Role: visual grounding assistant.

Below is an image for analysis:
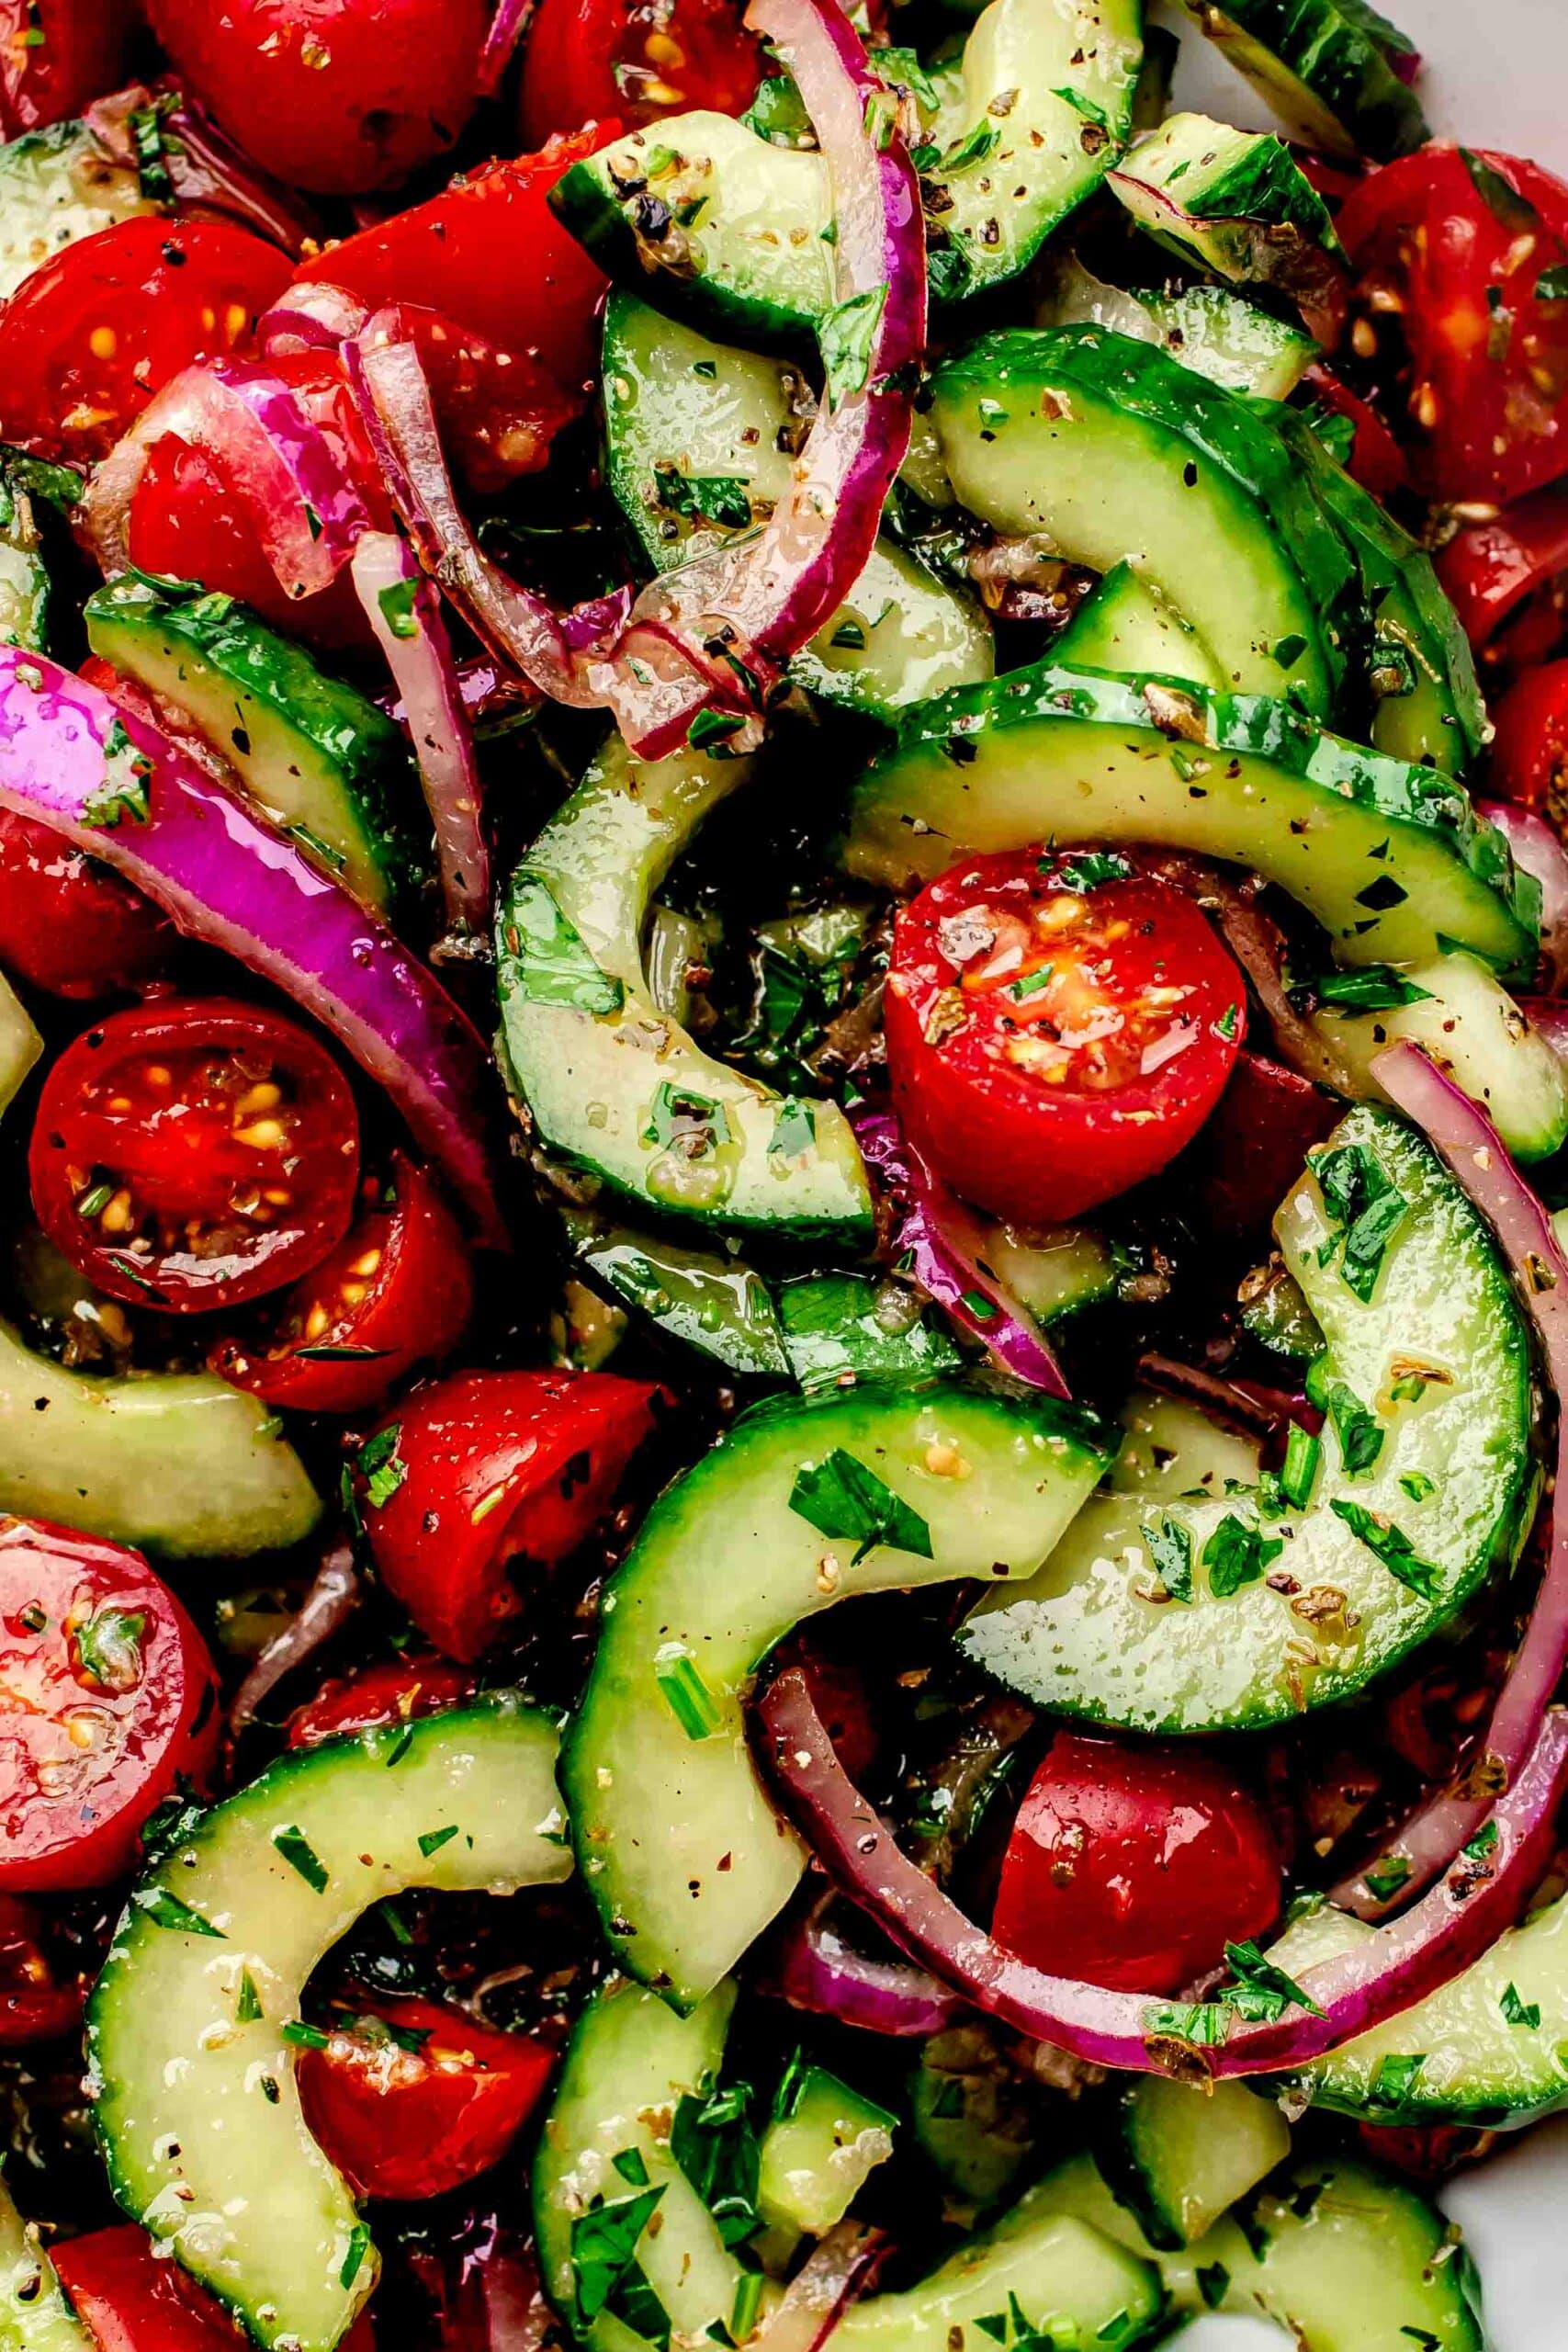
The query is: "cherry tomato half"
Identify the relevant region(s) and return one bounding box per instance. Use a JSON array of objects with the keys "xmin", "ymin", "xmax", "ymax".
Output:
[
  {"xmin": 29, "ymin": 998, "xmax": 360, "ymax": 1317},
  {"xmin": 0, "ymin": 808, "xmax": 170, "ymax": 1001},
  {"xmin": 299, "ymin": 1996, "xmax": 557, "ymax": 2200},
  {"xmin": 1339, "ymin": 145, "xmax": 1568, "ymax": 506},
  {"xmin": 286, "ymin": 1655, "xmax": 477, "ymax": 1749},
  {"xmin": 885, "ymin": 848, "xmax": 1247, "ymax": 1225},
  {"xmin": 209, "ymin": 1154, "xmax": 473, "ymax": 1416},
  {"xmin": 360, "ymin": 1370, "xmax": 670, "ymax": 1660},
  {"xmin": 991, "ymin": 1731, "xmax": 1282, "ymax": 1996},
  {"xmin": 1300, "ymin": 364, "xmax": 1410, "ymax": 505},
  {"xmin": 1436, "ymin": 483, "xmax": 1568, "ymax": 673},
  {"xmin": 0, "ymin": 0, "xmax": 130, "ymax": 139},
  {"xmin": 53, "ymin": 2227, "xmax": 377, "ymax": 2352},
  {"xmin": 0, "ymin": 1894, "xmax": 87, "ymax": 2043},
  {"xmin": 1488, "ymin": 659, "xmax": 1568, "ymax": 833},
  {"xmin": 520, "ymin": 0, "xmax": 761, "ymax": 147},
  {"xmin": 0, "ymin": 1517, "xmax": 220, "ymax": 1893},
  {"xmin": 1197, "ymin": 1053, "xmax": 1340, "ymax": 1242},
  {"xmin": 145, "ymin": 0, "xmax": 488, "ymax": 197},
  {"xmin": 0, "ymin": 216, "xmax": 292, "ymax": 469}
]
